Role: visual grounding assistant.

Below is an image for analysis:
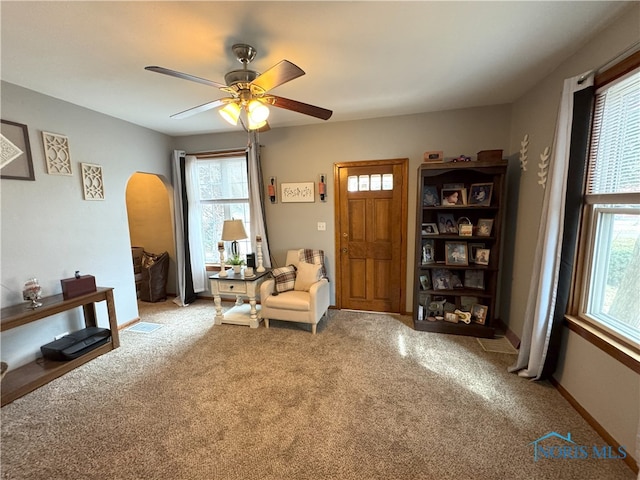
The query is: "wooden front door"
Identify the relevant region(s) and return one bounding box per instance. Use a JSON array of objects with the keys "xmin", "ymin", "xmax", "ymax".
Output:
[{"xmin": 334, "ymin": 159, "xmax": 408, "ymax": 313}]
